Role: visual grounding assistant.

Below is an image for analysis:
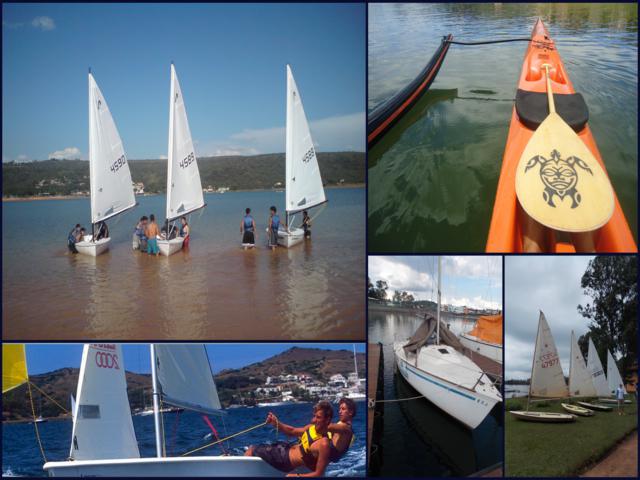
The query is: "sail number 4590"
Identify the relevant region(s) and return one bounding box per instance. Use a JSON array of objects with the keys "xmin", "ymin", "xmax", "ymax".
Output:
[
  {"xmin": 180, "ymin": 152, "xmax": 195, "ymax": 169},
  {"xmin": 110, "ymin": 155, "xmax": 127, "ymax": 173}
]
